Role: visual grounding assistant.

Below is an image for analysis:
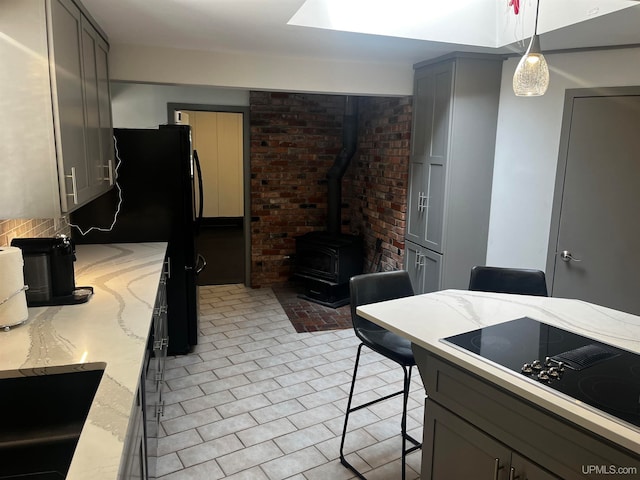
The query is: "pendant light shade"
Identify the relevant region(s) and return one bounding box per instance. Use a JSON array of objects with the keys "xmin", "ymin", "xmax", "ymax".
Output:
[
  {"xmin": 513, "ymin": 0, "xmax": 549, "ymax": 96},
  {"xmin": 513, "ymin": 34, "xmax": 549, "ymax": 96}
]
